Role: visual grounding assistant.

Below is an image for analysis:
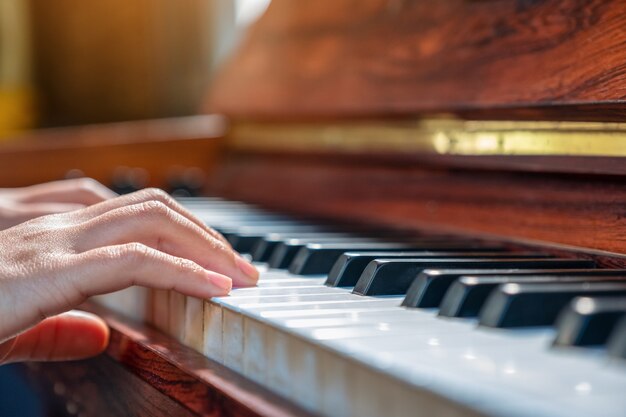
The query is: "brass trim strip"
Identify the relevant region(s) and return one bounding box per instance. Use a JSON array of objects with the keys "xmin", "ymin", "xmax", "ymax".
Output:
[{"xmin": 229, "ymin": 119, "xmax": 626, "ymax": 157}]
